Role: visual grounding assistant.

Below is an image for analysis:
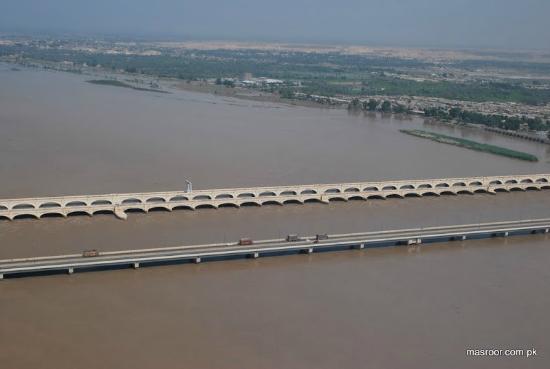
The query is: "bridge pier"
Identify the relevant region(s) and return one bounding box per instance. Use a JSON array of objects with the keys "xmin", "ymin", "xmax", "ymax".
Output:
[
  {"xmin": 194, "ymin": 257, "xmax": 202, "ymax": 264},
  {"xmin": 357, "ymin": 243, "xmax": 365, "ymax": 249},
  {"xmin": 132, "ymin": 262, "xmax": 140, "ymax": 269},
  {"xmin": 114, "ymin": 207, "xmax": 128, "ymax": 220},
  {"xmin": 0, "ymin": 273, "xmax": 3, "ymax": 280},
  {"xmin": 250, "ymin": 252, "xmax": 260, "ymax": 259},
  {"xmin": 545, "ymin": 229, "xmax": 549, "ymax": 234},
  {"xmin": 67, "ymin": 267, "xmax": 74, "ymax": 275}
]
